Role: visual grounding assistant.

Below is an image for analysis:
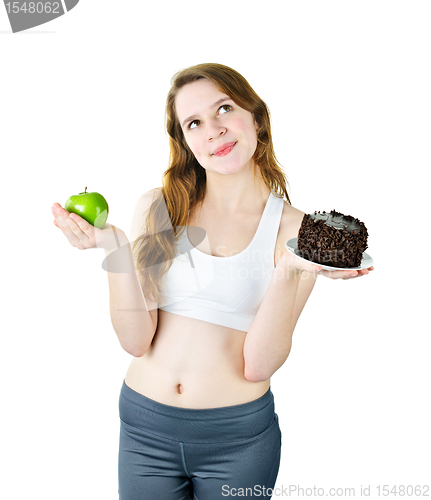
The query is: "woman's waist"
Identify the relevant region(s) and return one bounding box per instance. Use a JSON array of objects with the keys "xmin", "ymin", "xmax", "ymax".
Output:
[
  {"xmin": 125, "ymin": 354, "xmax": 270, "ymax": 409},
  {"xmin": 119, "ymin": 379, "xmax": 277, "ymax": 443}
]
